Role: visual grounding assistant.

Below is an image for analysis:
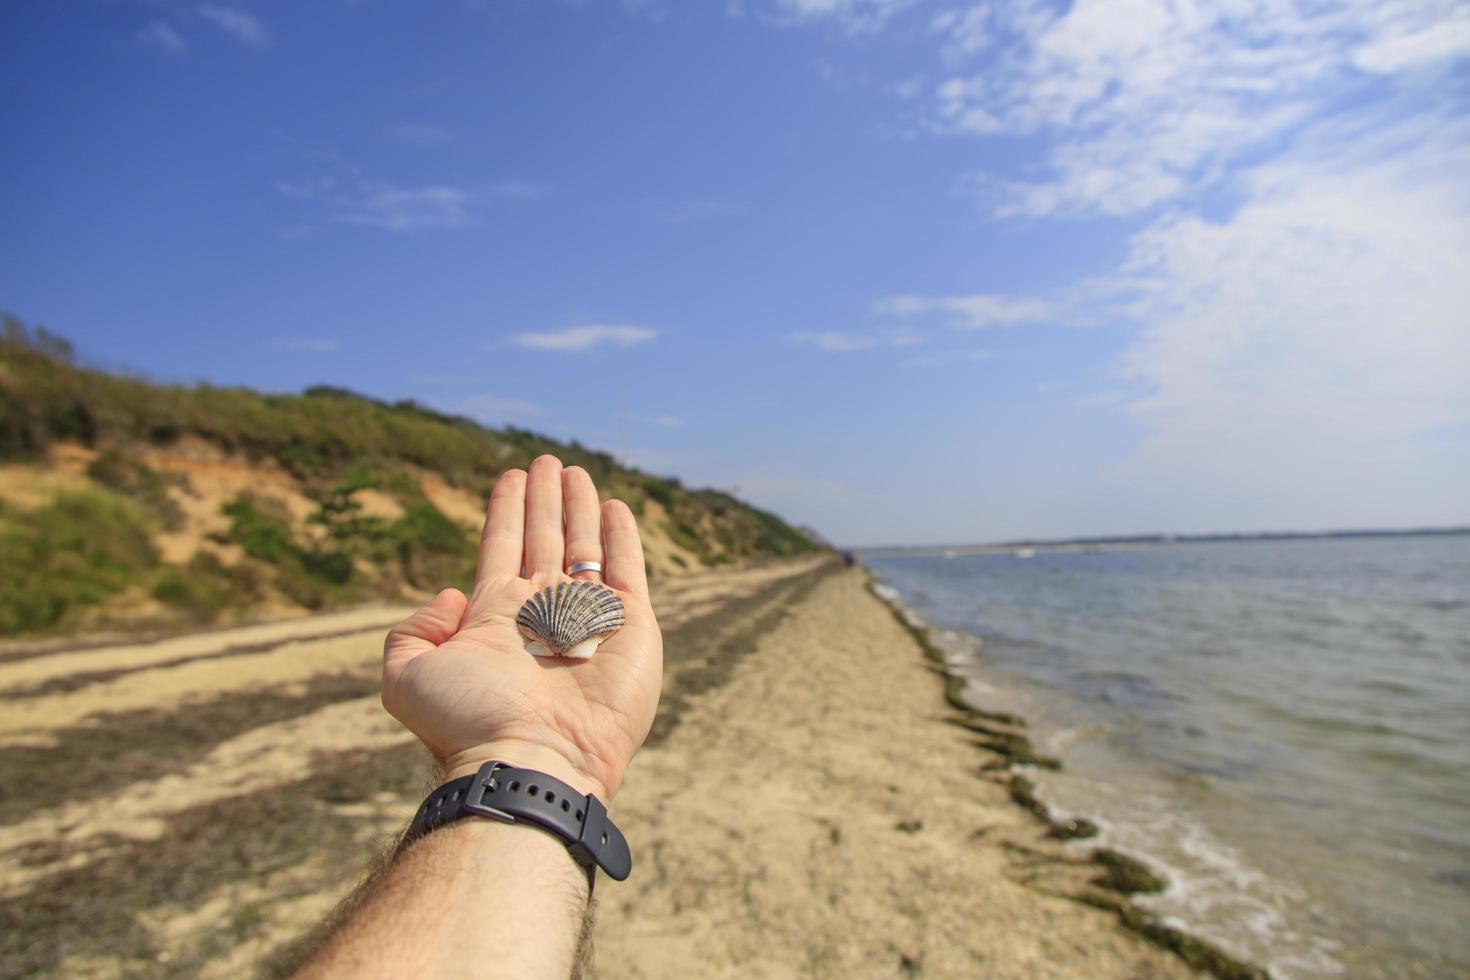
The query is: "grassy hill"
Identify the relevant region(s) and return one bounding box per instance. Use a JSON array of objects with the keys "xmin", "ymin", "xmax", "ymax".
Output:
[{"xmin": 0, "ymin": 317, "xmax": 819, "ymax": 635}]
